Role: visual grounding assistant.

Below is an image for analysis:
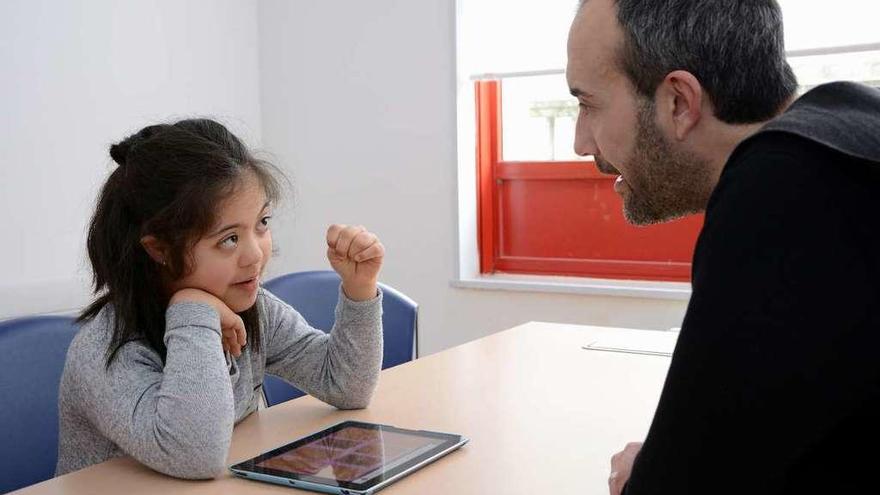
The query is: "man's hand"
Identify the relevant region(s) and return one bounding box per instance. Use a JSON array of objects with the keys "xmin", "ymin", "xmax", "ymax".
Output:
[
  {"xmin": 169, "ymin": 288, "xmax": 247, "ymax": 357},
  {"xmin": 609, "ymin": 442, "xmax": 642, "ymax": 495},
  {"xmin": 325, "ymin": 224, "xmax": 384, "ymax": 301}
]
